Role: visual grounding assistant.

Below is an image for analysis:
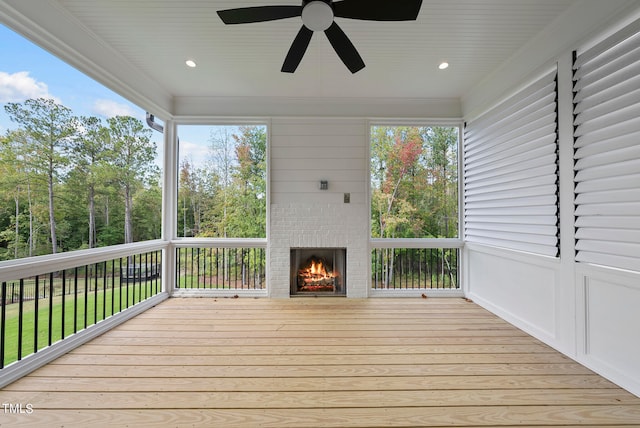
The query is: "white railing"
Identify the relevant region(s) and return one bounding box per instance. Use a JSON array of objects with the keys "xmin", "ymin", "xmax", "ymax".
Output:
[
  {"xmin": 370, "ymin": 239, "xmax": 464, "ymax": 296},
  {"xmin": 0, "ymin": 241, "xmax": 169, "ymax": 386},
  {"xmin": 172, "ymin": 238, "xmax": 268, "ymax": 297}
]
